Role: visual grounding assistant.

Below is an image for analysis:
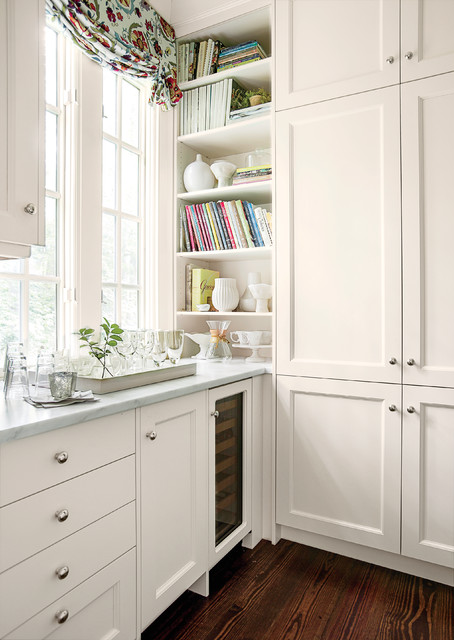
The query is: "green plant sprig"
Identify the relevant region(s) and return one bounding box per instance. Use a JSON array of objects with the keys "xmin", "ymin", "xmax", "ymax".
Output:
[{"xmin": 77, "ymin": 318, "xmax": 124, "ymax": 378}]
